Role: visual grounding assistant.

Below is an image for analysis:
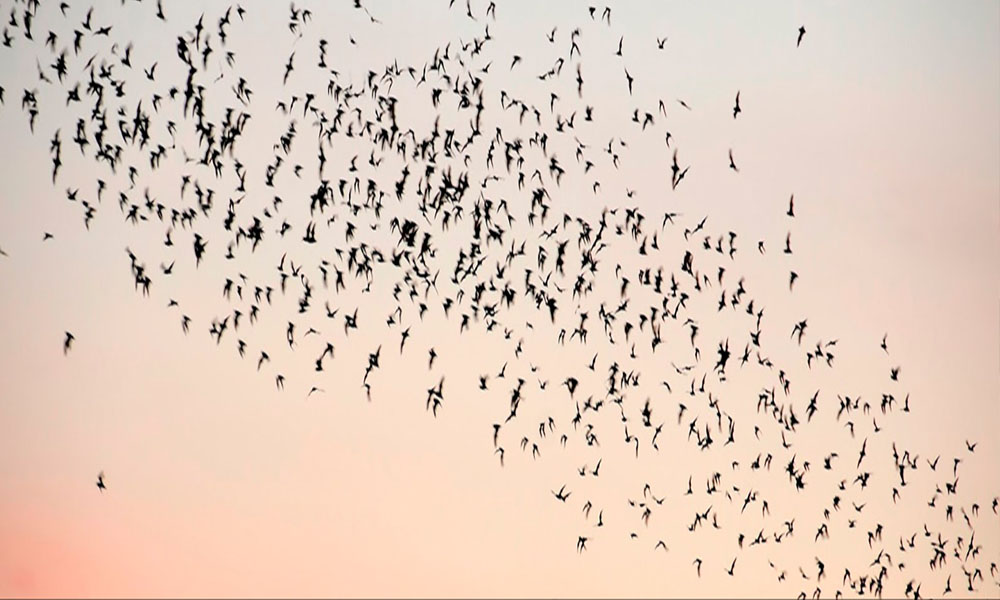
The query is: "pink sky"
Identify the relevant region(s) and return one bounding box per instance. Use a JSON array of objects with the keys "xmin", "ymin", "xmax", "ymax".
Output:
[{"xmin": 0, "ymin": 1, "xmax": 998, "ymax": 597}]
